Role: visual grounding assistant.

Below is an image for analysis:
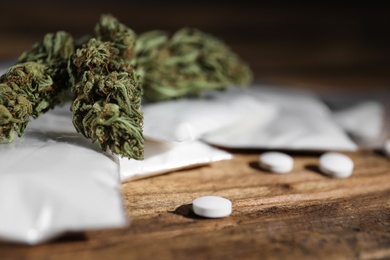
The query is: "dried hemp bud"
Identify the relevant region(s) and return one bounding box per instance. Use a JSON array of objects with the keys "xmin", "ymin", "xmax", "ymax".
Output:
[
  {"xmin": 0, "ymin": 62, "xmax": 52, "ymax": 142},
  {"xmin": 134, "ymin": 28, "xmax": 253, "ymax": 101},
  {"xmin": 69, "ymin": 15, "xmax": 143, "ymax": 159},
  {"xmin": 0, "ymin": 31, "xmax": 74, "ymax": 142},
  {"xmin": 95, "ymin": 13, "xmax": 136, "ymax": 61},
  {"xmin": 18, "ymin": 31, "xmax": 75, "ymax": 103}
]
